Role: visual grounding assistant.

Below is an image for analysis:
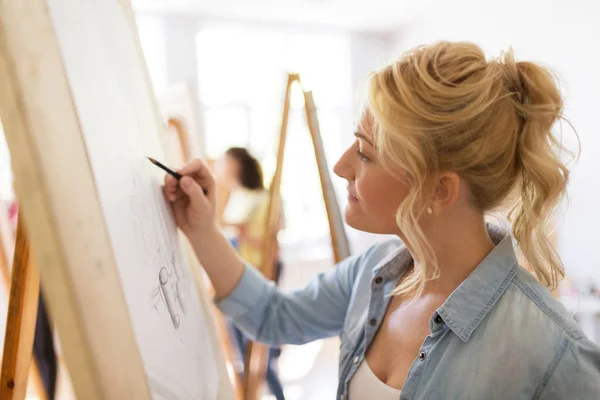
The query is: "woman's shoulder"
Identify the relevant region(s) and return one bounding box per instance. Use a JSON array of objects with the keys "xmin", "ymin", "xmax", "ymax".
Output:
[
  {"xmin": 503, "ymin": 270, "xmax": 600, "ymax": 393},
  {"xmin": 506, "ymin": 268, "xmax": 586, "ymax": 340},
  {"xmin": 488, "ymin": 267, "xmax": 600, "ymax": 367}
]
